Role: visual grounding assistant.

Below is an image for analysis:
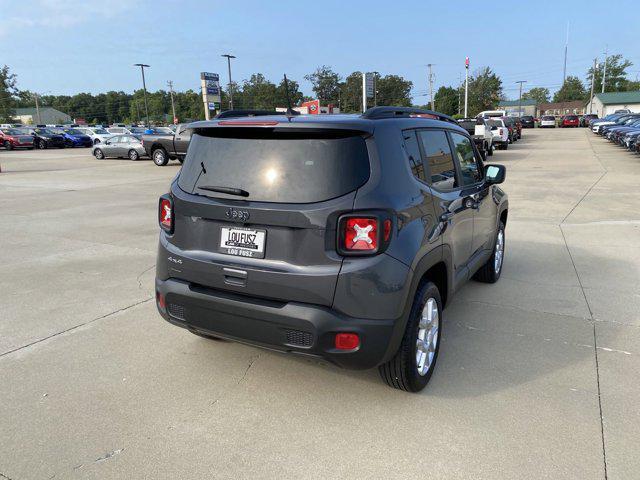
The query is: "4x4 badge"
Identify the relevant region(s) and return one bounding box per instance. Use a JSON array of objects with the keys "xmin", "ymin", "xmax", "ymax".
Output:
[{"xmin": 225, "ymin": 208, "xmax": 250, "ymax": 222}]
